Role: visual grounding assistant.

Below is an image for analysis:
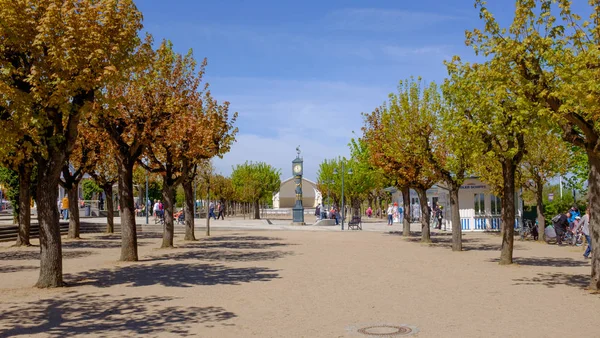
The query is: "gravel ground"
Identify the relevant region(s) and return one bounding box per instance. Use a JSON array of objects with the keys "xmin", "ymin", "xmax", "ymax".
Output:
[{"xmin": 0, "ymin": 229, "xmax": 598, "ymax": 338}]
